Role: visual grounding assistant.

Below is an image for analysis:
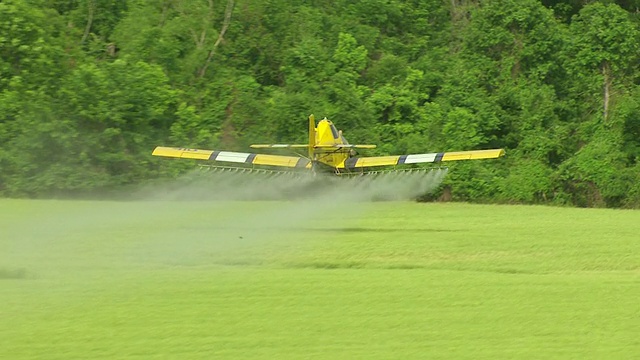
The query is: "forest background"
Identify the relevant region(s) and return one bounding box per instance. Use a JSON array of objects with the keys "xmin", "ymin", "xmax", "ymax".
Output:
[{"xmin": 1, "ymin": 0, "xmax": 639, "ymax": 207}]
